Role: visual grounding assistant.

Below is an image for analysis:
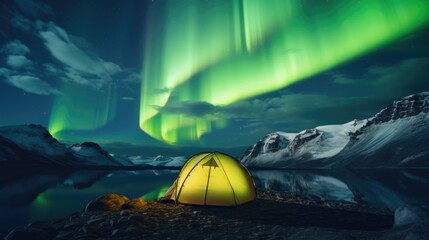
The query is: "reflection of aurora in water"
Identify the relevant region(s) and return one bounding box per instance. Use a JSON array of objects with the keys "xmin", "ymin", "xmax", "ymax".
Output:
[
  {"xmin": 0, "ymin": 169, "xmax": 178, "ymax": 231},
  {"xmin": 1, "ymin": 169, "xmax": 429, "ymax": 231},
  {"xmin": 139, "ymin": 0, "xmax": 429, "ymax": 145},
  {"xmin": 141, "ymin": 185, "xmax": 171, "ymax": 201}
]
